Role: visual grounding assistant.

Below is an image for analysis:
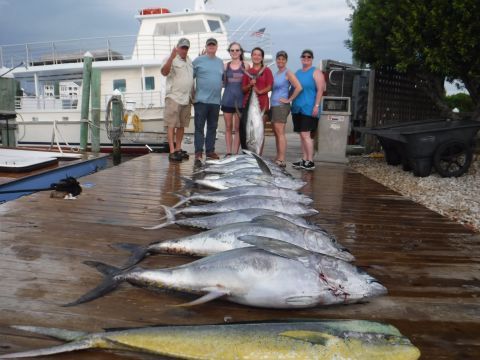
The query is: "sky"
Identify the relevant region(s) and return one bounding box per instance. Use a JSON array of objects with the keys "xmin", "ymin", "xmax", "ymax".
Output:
[{"xmin": 0, "ymin": 0, "xmax": 354, "ymax": 71}]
